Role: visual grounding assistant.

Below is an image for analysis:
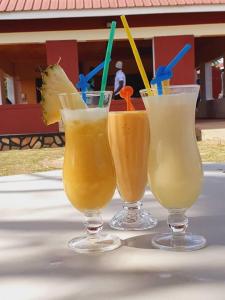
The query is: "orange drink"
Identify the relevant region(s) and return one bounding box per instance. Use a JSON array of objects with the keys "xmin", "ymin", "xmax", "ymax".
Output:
[
  {"xmin": 63, "ymin": 108, "xmax": 116, "ymax": 212},
  {"xmin": 108, "ymin": 110, "xmax": 149, "ymax": 202},
  {"xmin": 108, "ymin": 110, "xmax": 157, "ymax": 230},
  {"xmin": 59, "ymin": 91, "xmax": 121, "ymax": 253}
]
